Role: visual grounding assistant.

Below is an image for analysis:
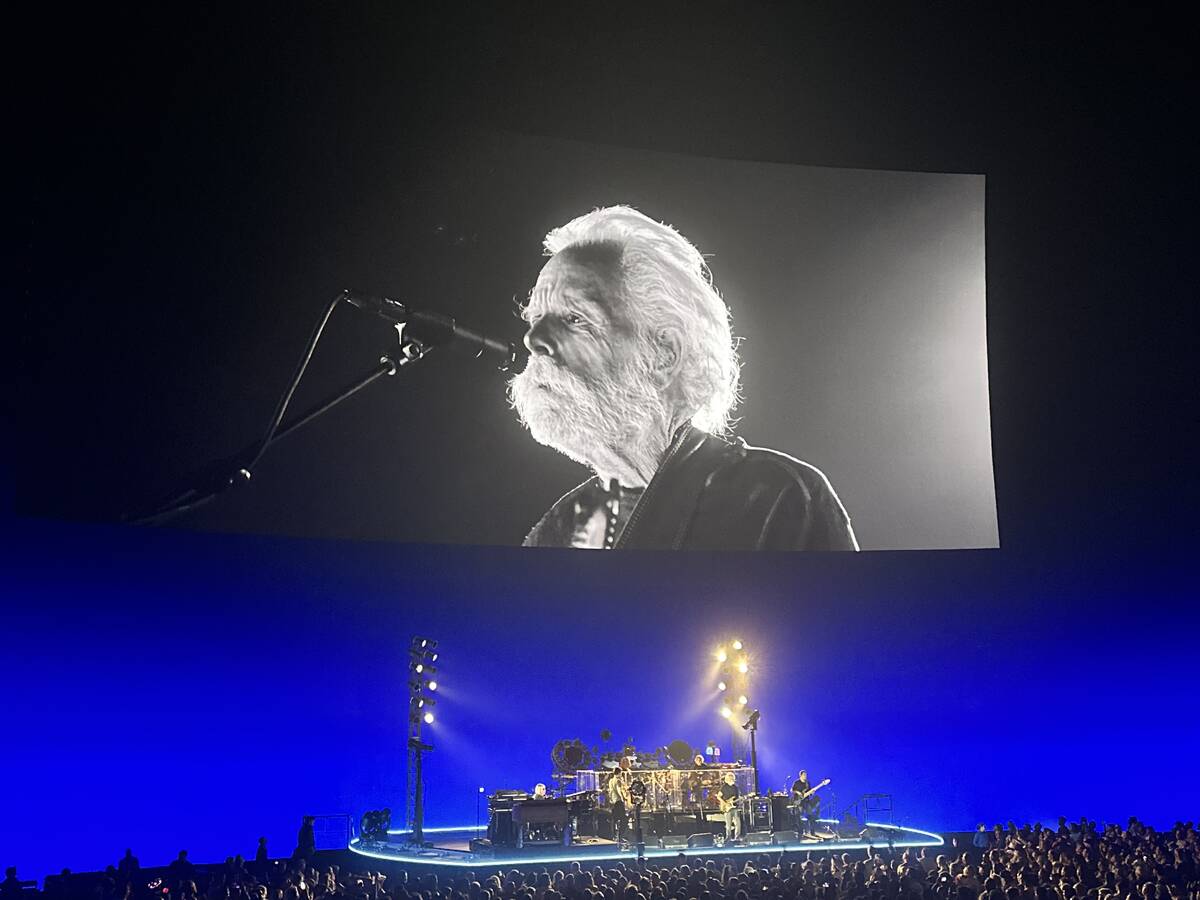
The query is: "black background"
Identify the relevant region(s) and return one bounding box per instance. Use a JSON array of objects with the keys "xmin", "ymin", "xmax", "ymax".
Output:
[{"xmin": 13, "ymin": 5, "xmax": 1195, "ymax": 565}]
